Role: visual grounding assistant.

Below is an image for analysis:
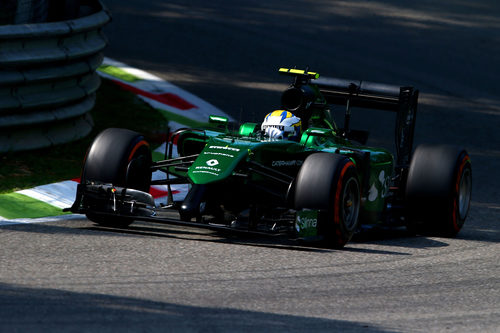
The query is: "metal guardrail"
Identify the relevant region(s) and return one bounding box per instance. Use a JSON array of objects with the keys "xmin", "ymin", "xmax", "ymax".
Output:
[{"xmin": 0, "ymin": 1, "xmax": 111, "ymax": 153}]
